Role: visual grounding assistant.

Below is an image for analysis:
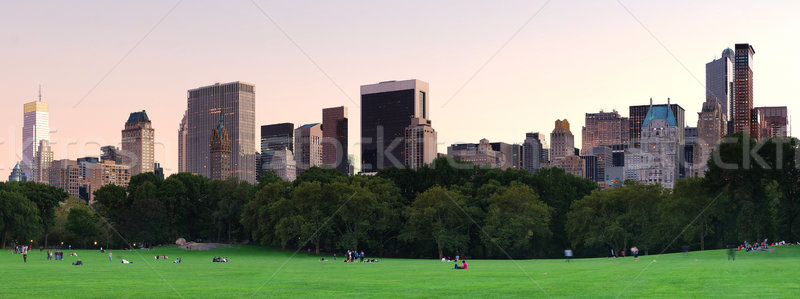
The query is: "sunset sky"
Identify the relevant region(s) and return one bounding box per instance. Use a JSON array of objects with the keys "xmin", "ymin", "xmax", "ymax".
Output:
[{"xmin": 1, "ymin": 0, "xmax": 797, "ymax": 179}]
